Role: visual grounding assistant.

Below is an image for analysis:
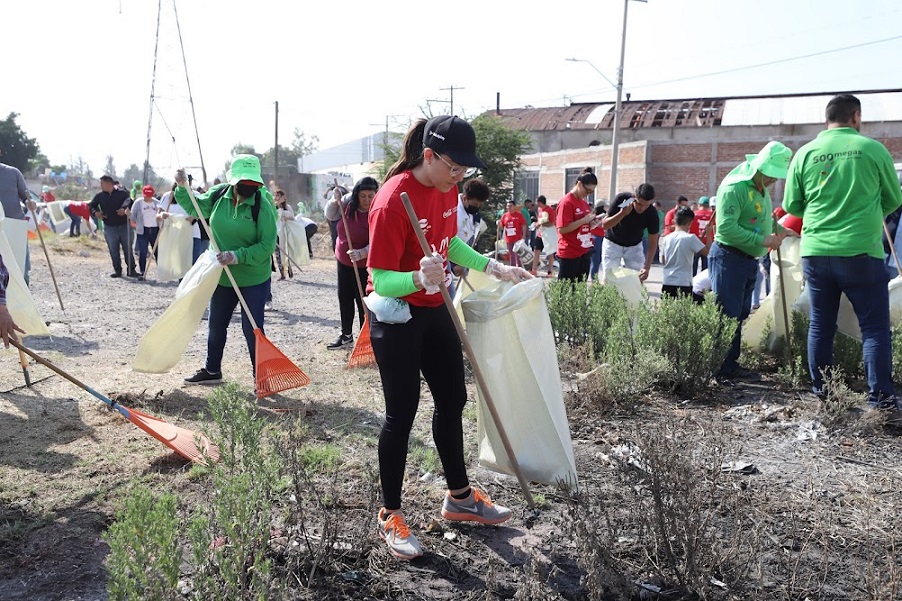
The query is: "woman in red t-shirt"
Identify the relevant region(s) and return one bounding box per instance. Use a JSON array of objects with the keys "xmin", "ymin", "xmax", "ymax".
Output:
[
  {"xmin": 366, "ymin": 117, "xmax": 530, "ymax": 560},
  {"xmin": 555, "ymin": 168, "xmax": 599, "ymax": 281},
  {"xmin": 498, "ymin": 200, "xmax": 527, "ymax": 266}
]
